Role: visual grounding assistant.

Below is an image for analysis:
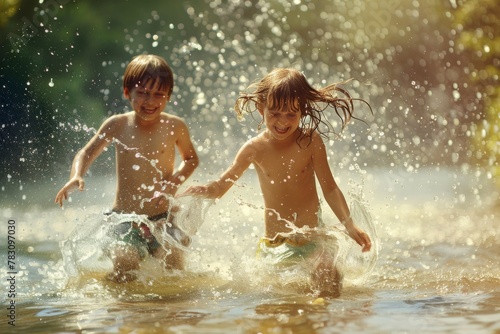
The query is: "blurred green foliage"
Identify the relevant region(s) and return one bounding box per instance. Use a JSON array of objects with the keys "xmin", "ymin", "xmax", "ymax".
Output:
[
  {"xmin": 0, "ymin": 0, "xmax": 498, "ymax": 189},
  {"xmin": 454, "ymin": 0, "xmax": 500, "ymax": 185},
  {"xmin": 0, "ymin": 0, "xmax": 205, "ymax": 182}
]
